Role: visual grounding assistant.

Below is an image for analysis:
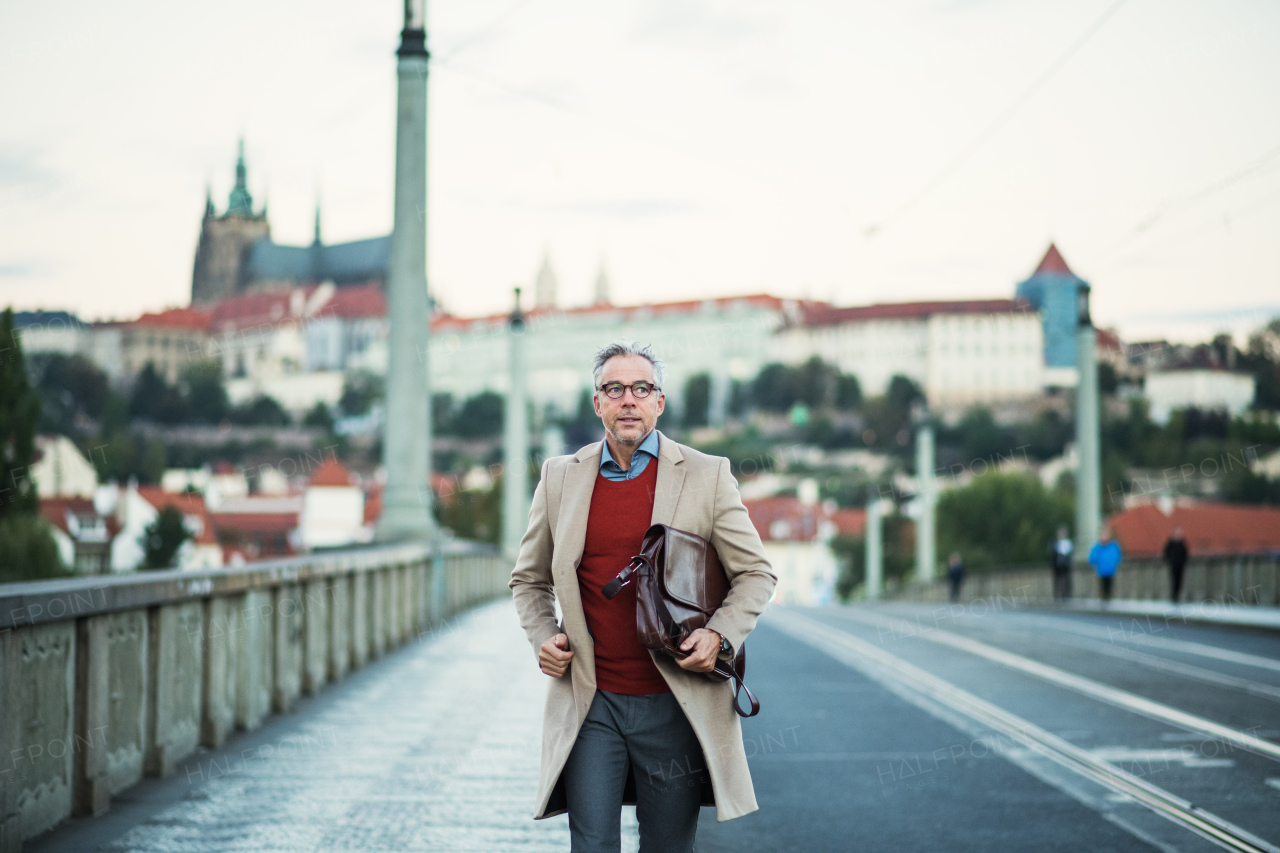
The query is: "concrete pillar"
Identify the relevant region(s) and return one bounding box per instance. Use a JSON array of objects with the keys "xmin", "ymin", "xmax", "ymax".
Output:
[
  {"xmin": 914, "ymin": 424, "xmax": 936, "ymax": 583},
  {"xmin": 200, "ymin": 597, "xmax": 236, "ymax": 749},
  {"xmin": 1074, "ymin": 284, "xmax": 1101, "ymax": 562},
  {"xmin": 146, "ymin": 603, "xmax": 202, "ymax": 777},
  {"xmin": 271, "ymin": 586, "xmax": 303, "ymax": 713},
  {"xmin": 377, "ymin": 5, "xmax": 436, "ymax": 542},
  {"xmin": 349, "ymin": 573, "xmax": 369, "ymax": 669},
  {"xmin": 328, "ymin": 575, "xmax": 351, "ymax": 682},
  {"xmin": 302, "ymin": 579, "xmax": 329, "ymax": 696},
  {"xmin": 865, "ymin": 492, "xmax": 883, "ymax": 602},
  {"xmin": 235, "ymin": 591, "xmax": 271, "ymax": 732},
  {"xmin": 74, "ymin": 616, "xmax": 111, "ymax": 816},
  {"xmin": 503, "ymin": 289, "xmax": 530, "ymax": 561}
]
